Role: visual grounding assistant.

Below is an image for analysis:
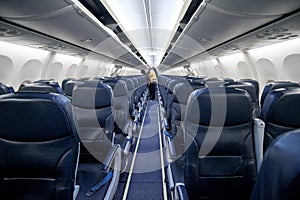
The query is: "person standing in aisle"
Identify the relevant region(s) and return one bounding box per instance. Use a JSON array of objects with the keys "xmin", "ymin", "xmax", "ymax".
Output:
[{"xmin": 148, "ymin": 68, "xmax": 157, "ymax": 100}]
